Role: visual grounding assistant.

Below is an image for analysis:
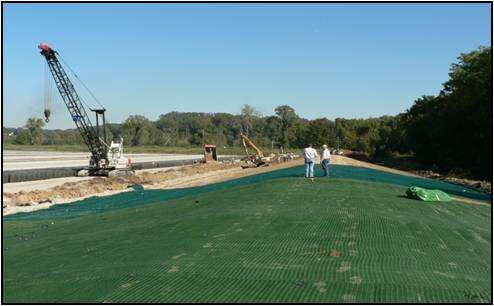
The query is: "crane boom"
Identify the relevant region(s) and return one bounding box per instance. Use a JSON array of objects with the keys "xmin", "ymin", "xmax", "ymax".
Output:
[
  {"xmin": 38, "ymin": 42, "xmax": 132, "ymax": 176},
  {"xmin": 38, "ymin": 43, "xmax": 107, "ymax": 166}
]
